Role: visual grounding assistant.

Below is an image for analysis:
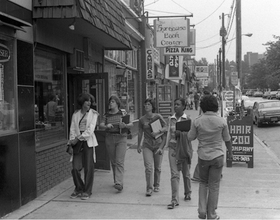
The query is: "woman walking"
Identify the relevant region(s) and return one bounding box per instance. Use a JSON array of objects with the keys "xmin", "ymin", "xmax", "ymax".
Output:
[
  {"xmin": 165, "ymin": 98, "xmax": 193, "ymax": 209},
  {"xmin": 188, "ymin": 95, "xmax": 233, "ymax": 220},
  {"xmin": 99, "ymin": 95, "xmax": 133, "ymax": 192},
  {"xmin": 137, "ymin": 98, "xmax": 167, "ymax": 196},
  {"xmin": 67, "ymin": 93, "xmax": 99, "ymax": 200}
]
